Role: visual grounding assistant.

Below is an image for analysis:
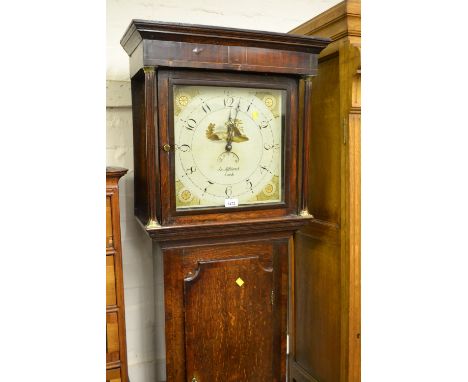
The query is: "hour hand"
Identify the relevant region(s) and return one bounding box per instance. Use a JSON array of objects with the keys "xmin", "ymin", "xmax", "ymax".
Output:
[{"xmin": 225, "ymin": 124, "xmax": 233, "ymax": 152}]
